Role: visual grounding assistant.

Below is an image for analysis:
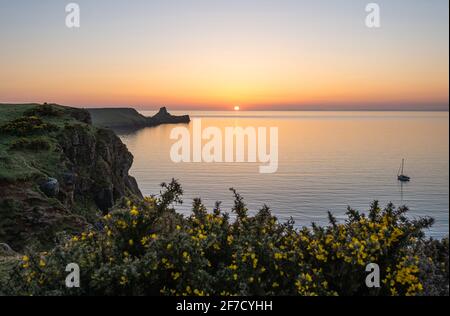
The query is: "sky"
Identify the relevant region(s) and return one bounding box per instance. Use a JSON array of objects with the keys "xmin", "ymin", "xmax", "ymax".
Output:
[{"xmin": 0, "ymin": 0, "xmax": 448, "ymax": 111}]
